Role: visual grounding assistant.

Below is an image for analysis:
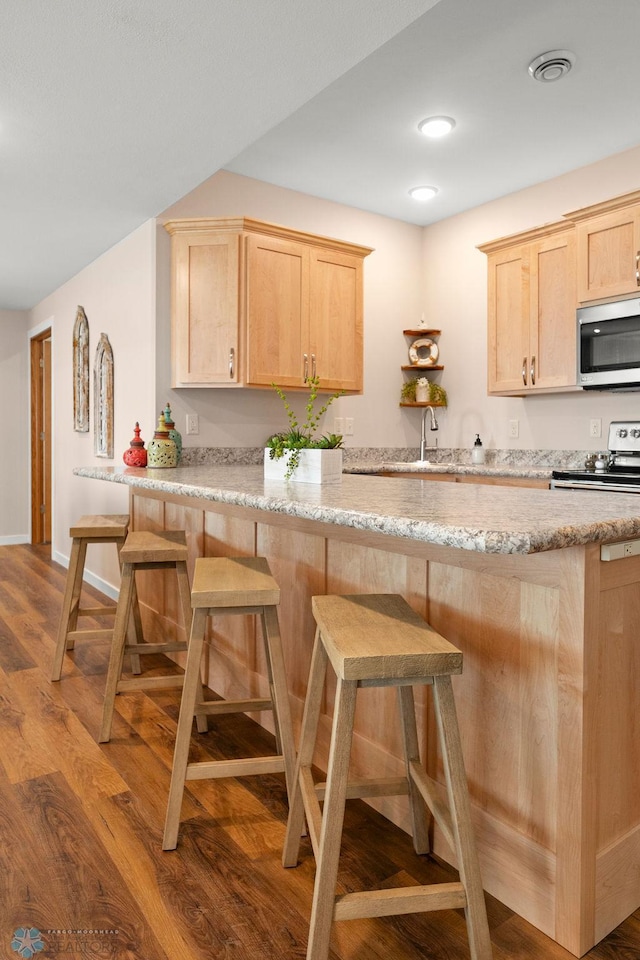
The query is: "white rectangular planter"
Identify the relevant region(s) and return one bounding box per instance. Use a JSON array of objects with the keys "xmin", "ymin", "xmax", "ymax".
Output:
[{"xmin": 264, "ymin": 447, "xmax": 343, "ymax": 484}]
